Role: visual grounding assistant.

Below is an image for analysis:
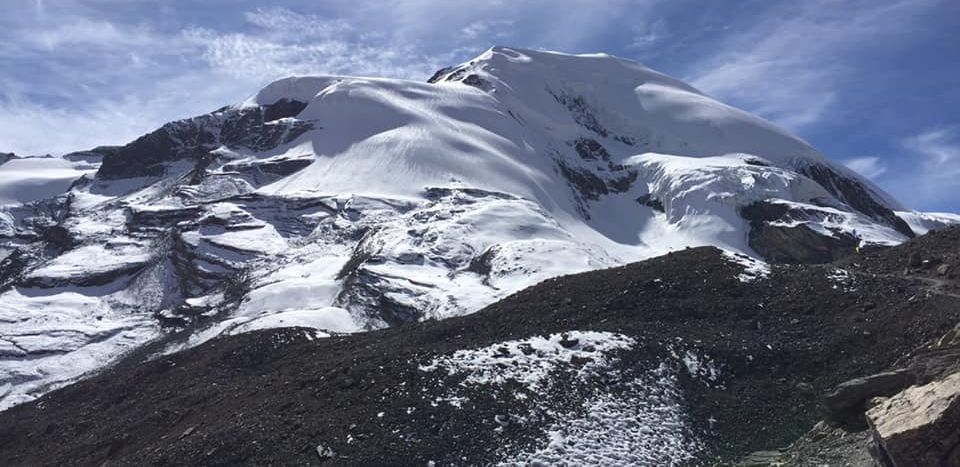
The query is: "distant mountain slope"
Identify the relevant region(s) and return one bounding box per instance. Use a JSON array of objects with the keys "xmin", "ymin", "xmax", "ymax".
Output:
[{"xmin": 0, "ymin": 47, "xmax": 954, "ymax": 411}]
